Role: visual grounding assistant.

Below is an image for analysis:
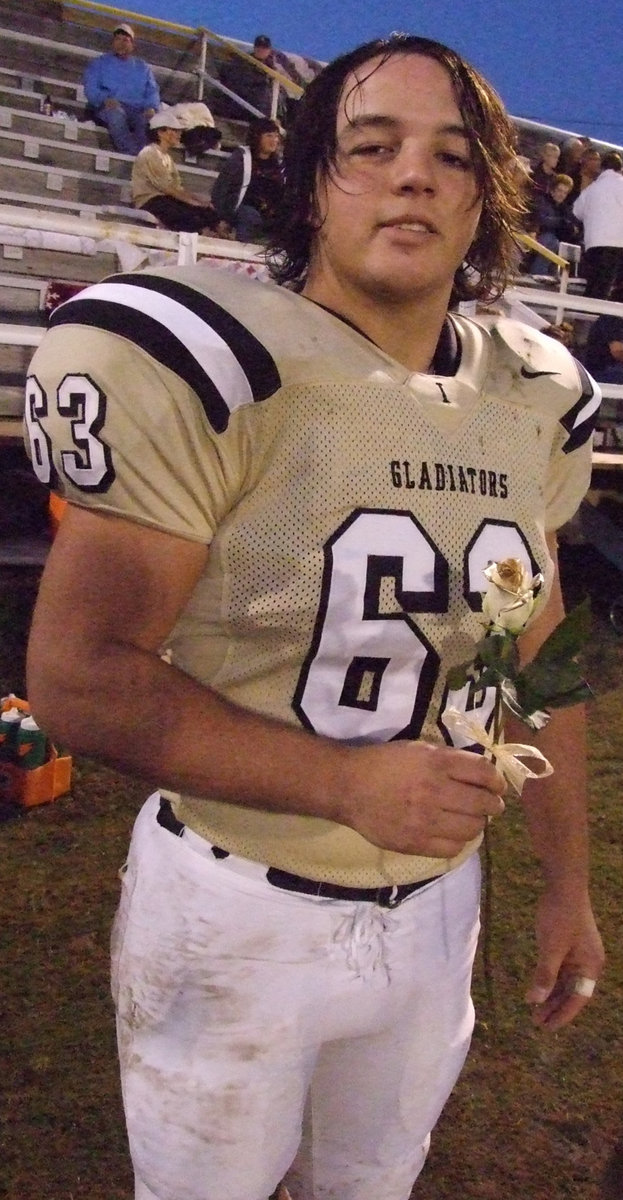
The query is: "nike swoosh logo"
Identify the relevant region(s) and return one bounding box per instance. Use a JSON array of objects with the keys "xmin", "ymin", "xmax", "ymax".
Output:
[{"xmin": 520, "ymin": 367, "xmax": 560, "ymax": 379}]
